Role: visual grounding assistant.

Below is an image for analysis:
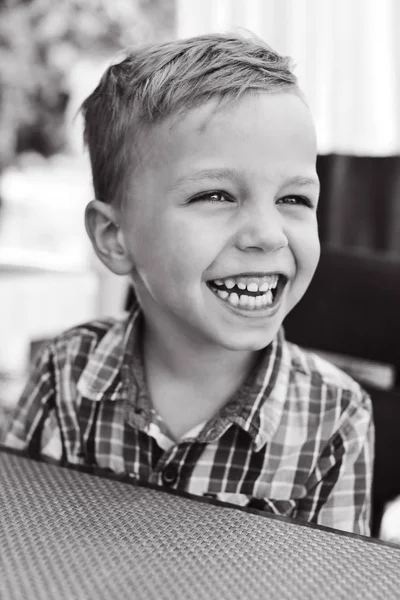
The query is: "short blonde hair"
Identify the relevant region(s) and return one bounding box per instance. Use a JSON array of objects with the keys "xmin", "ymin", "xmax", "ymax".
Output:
[{"xmin": 81, "ymin": 32, "xmax": 298, "ymax": 206}]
